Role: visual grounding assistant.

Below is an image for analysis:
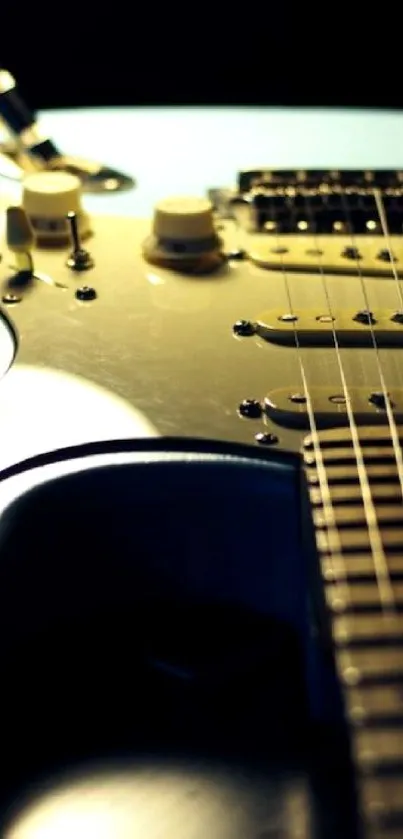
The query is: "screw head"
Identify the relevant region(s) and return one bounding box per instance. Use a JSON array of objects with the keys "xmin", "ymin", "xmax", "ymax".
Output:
[
  {"xmin": 391, "ymin": 311, "xmax": 403, "ymax": 324},
  {"xmin": 75, "ymin": 286, "xmax": 97, "ymax": 301},
  {"xmin": 239, "ymin": 398, "xmax": 262, "ymax": 418},
  {"xmin": 255, "ymin": 431, "xmax": 279, "ymax": 446},
  {"xmin": 290, "ymin": 393, "xmax": 307, "ymax": 404},
  {"xmin": 2, "ymin": 293, "xmax": 21, "ymax": 305},
  {"xmin": 233, "ymin": 319, "xmax": 255, "ymax": 336}
]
